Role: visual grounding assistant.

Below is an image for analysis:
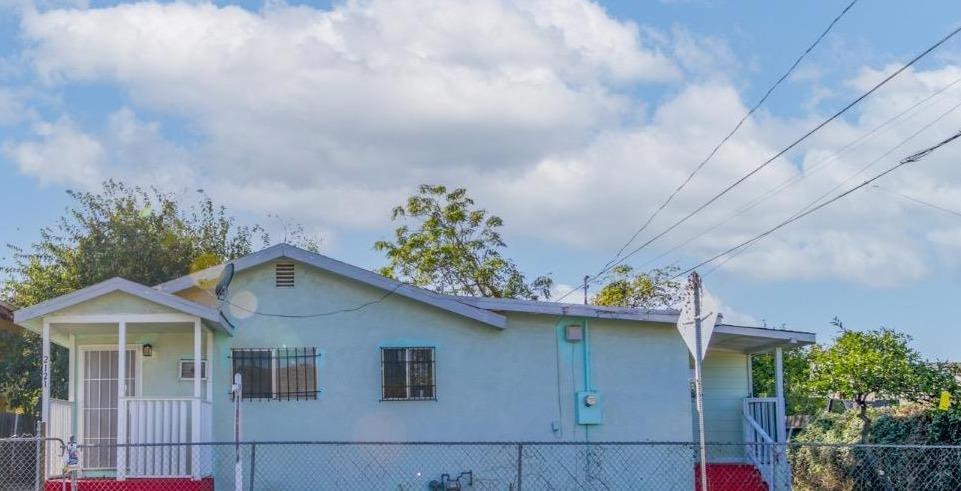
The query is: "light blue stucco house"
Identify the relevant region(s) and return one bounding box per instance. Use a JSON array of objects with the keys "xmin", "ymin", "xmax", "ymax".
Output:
[{"xmin": 14, "ymin": 244, "xmax": 814, "ymax": 488}]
